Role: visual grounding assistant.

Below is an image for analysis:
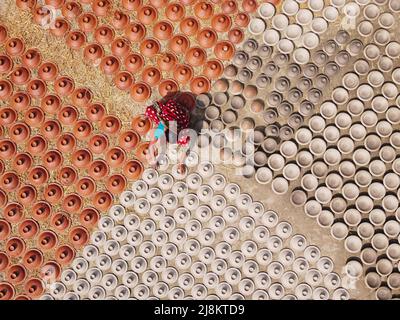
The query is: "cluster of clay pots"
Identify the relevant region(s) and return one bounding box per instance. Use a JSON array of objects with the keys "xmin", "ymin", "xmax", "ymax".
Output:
[
  {"xmin": 16, "ymin": 0, "xmax": 270, "ymax": 100},
  {"xmin": 0, "ymin": 23, "xmax": 147, "ymax": 299},
  {"xmin": 40, "ymin": 154, "xmax": 347, "ymax": 300}
]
